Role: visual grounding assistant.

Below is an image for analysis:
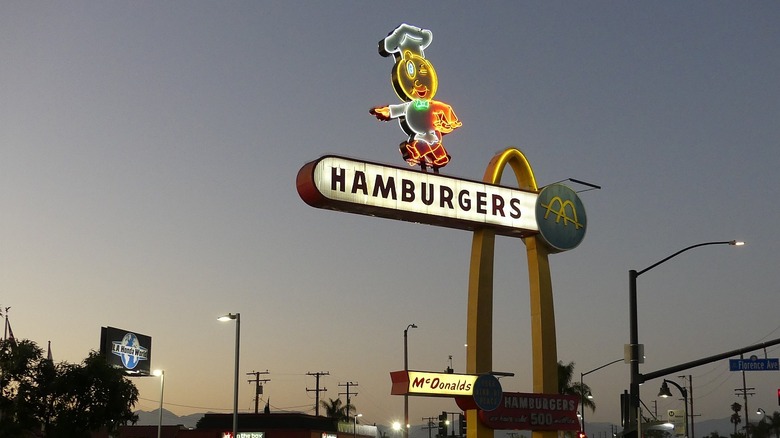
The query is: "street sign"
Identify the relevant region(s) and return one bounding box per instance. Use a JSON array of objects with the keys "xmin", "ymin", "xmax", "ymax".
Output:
[
  {"xmin": 668, "ymin": 409, "xmax": 686, "ymax": 437},
  {"xmin": 729, "ymin": 358, "xmax": 779, "ymax": 371}
]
